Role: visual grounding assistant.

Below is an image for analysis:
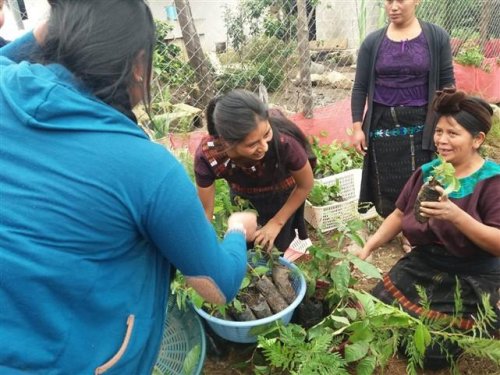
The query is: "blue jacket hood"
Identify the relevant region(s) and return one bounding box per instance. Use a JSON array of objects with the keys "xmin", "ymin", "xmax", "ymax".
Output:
[{"xmin": 0, "ymin": 56, "xmax": 147, "ymax": 137}]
